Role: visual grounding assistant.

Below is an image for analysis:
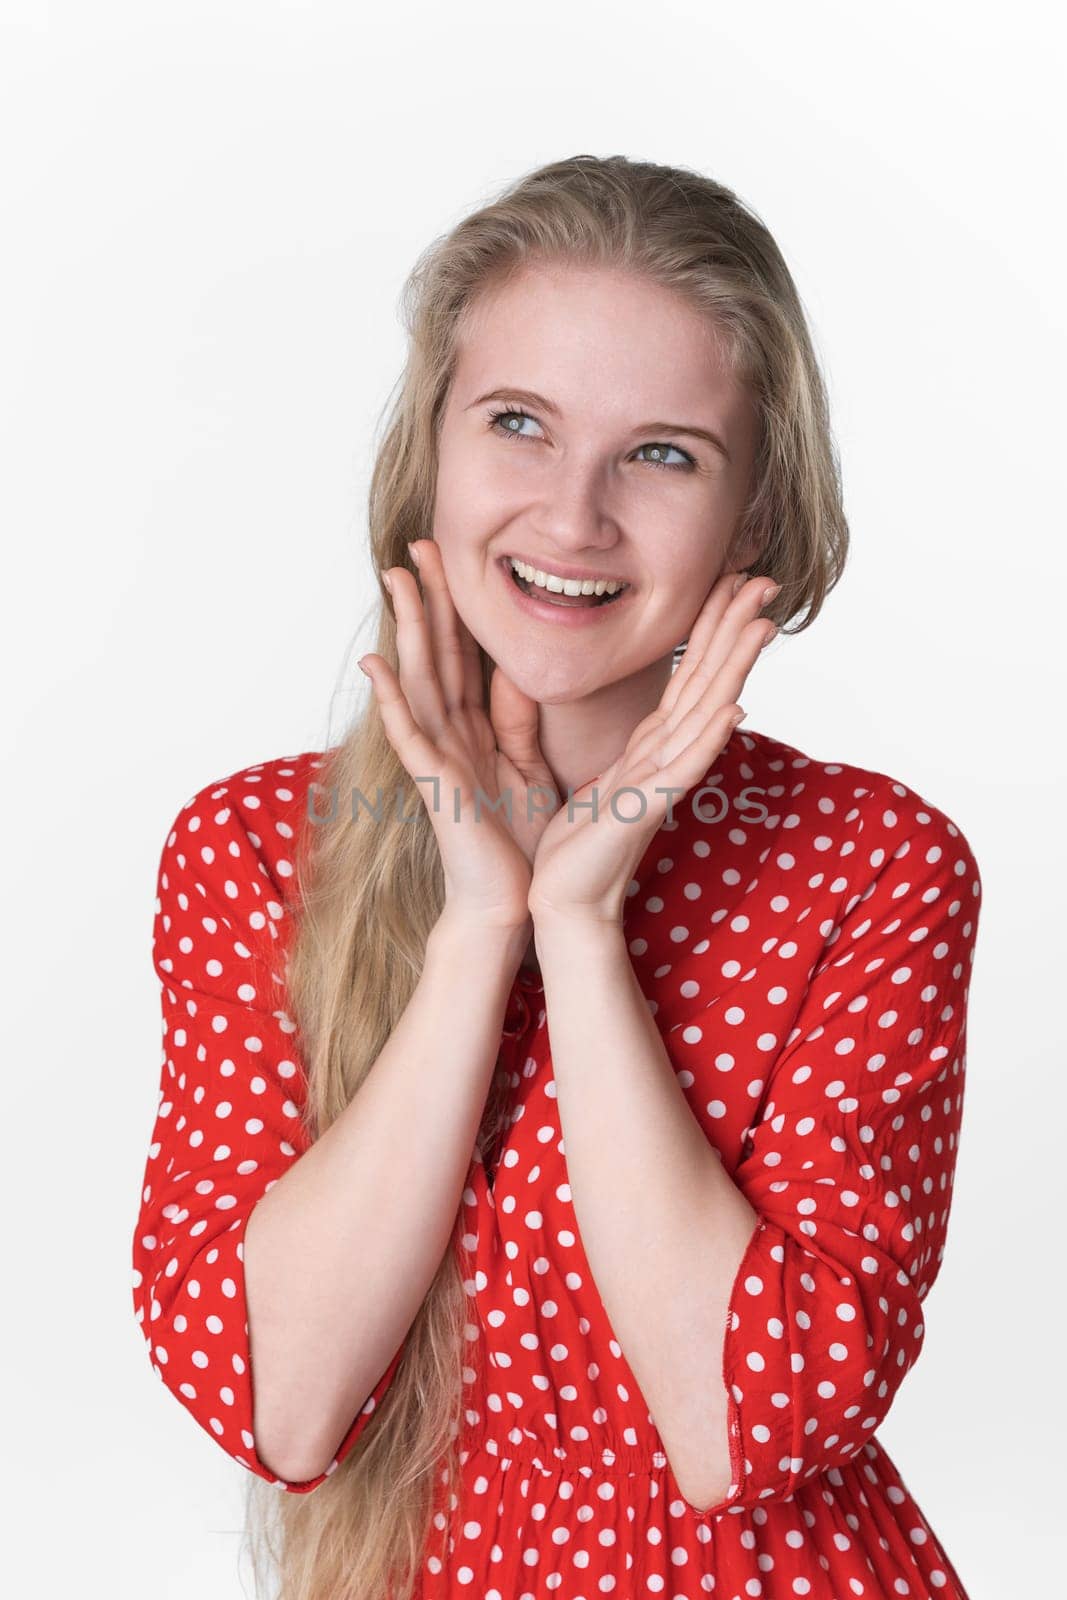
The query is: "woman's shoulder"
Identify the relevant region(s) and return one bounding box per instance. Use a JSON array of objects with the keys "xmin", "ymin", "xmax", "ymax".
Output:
[
  {"xmin": 153, "ymin": 748, "xmax": 331, "ymax": 938},
  {"xmin": 708, "ymin": 723, "xmax": 981, "ymax": 875},
  {"xmin": 164, "ymin": 747, "xmax": 329, "ymax": 832}
]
